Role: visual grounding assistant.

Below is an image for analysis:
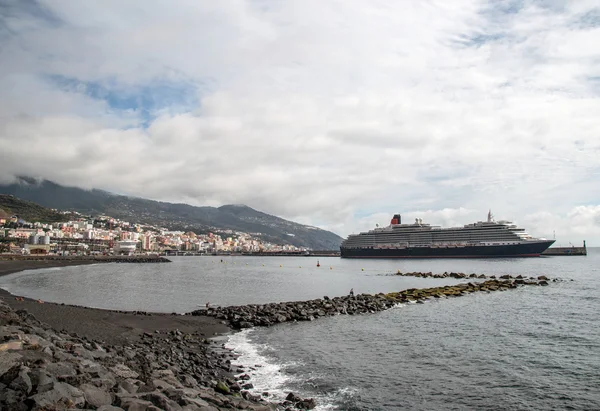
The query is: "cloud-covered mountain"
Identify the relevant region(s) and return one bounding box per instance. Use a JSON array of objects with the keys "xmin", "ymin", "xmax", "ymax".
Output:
[{"xmin": 0, "ymin": 178, "xmax": 343, "ymax": 250}]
